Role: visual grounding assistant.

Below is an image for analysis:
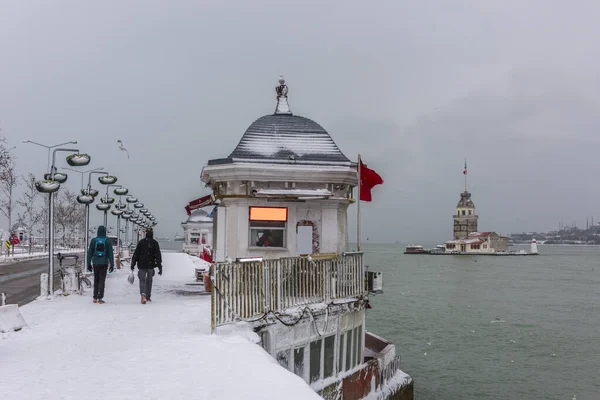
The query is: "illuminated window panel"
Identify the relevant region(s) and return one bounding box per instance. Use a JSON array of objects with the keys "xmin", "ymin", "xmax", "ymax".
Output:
[{"xmin": 249, "ymin": 207, "xmax": 288, "ymax": 222}]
